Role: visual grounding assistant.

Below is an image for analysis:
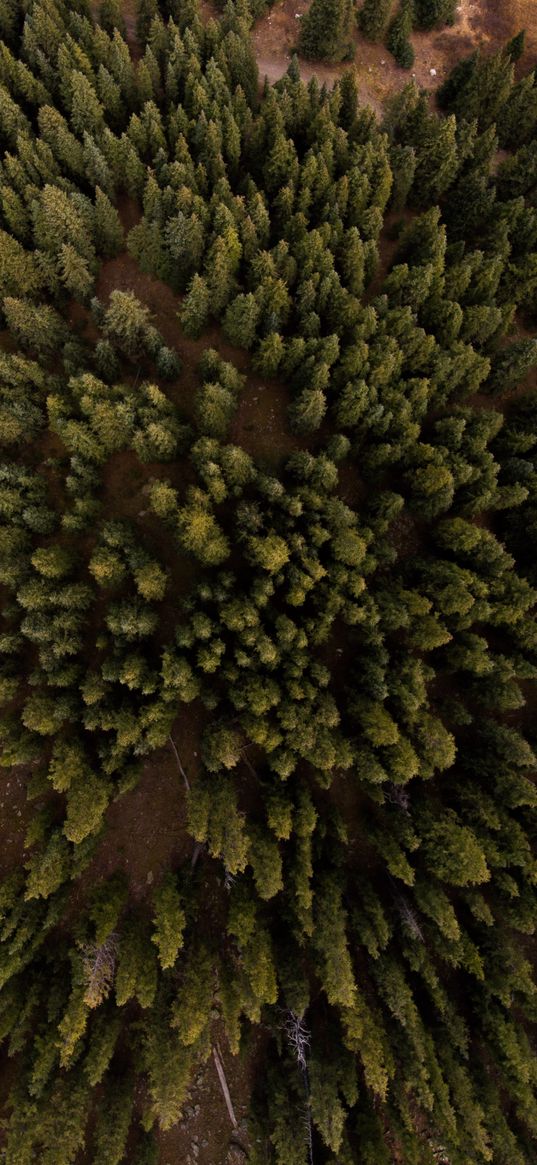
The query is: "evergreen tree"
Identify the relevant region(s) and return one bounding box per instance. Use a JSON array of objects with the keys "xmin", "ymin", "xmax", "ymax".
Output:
[
  {"xmin": 414, "ymin": 0, "xmax": 457, "ymax": 28},
  {"xmin": 151, "ymin": 876, "xmax": 186, "ymax": 970},
  {"xmin": 3, "ymin": 298, "xmax": 67, "ymax": 354},
  {"xmin": 359, "ymin": 0, "xmax": 394, "ymax": 42},
  {"xmin": 180, "ymin": 274, "xmax": 211, "ymax": 338},
  {"xmin": 298, "ymin": 0, "xmax": 354, "ymax": 62},
  {"xmin": 136, "ymin": 0, "xmax": 158, "ymax": 46},
  {"xmin": 94, "ymin": 187, "xmax": 123, "ymax": 257},
  {"xmin": 506, "ymin": 29, "xmax": 526, "ymax": 62},
  {"xmin": 99, "ymin": 0, "xmax": 126, "ymax": 38},
  {"xmin": 102, "ymin": 290, "xmax": 157, "ymax": 356},
  {"xmin": 388, "ymin": 0, "xmax": 415, "ymax": 69}
]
